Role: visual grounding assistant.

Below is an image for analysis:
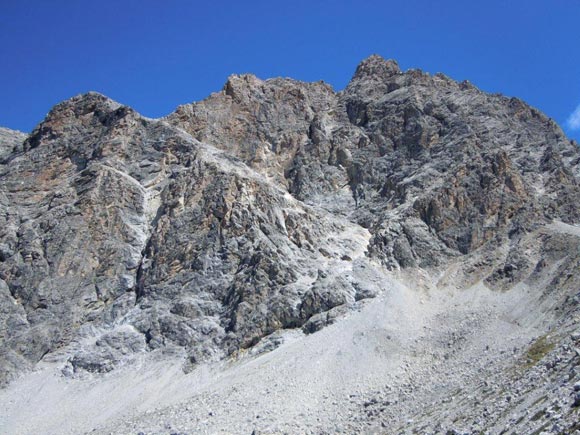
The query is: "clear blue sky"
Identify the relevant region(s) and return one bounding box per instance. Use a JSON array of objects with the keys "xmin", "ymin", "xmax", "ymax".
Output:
[{"xmin": 1, "ymin": 0, "xmax": 579, "ymax": 140}]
